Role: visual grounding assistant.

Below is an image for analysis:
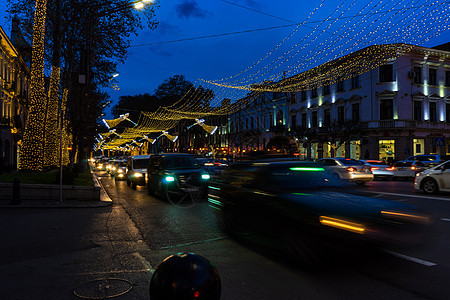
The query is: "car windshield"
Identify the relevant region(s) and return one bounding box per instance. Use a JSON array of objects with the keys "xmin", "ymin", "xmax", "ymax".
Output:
[
  {"xmin": 162, "ymin": 155, "xmax": 199, "ymax": 170},
  {"xmin": 133, "ymin": 159, "xmax": 149, "ymax": 169}
]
